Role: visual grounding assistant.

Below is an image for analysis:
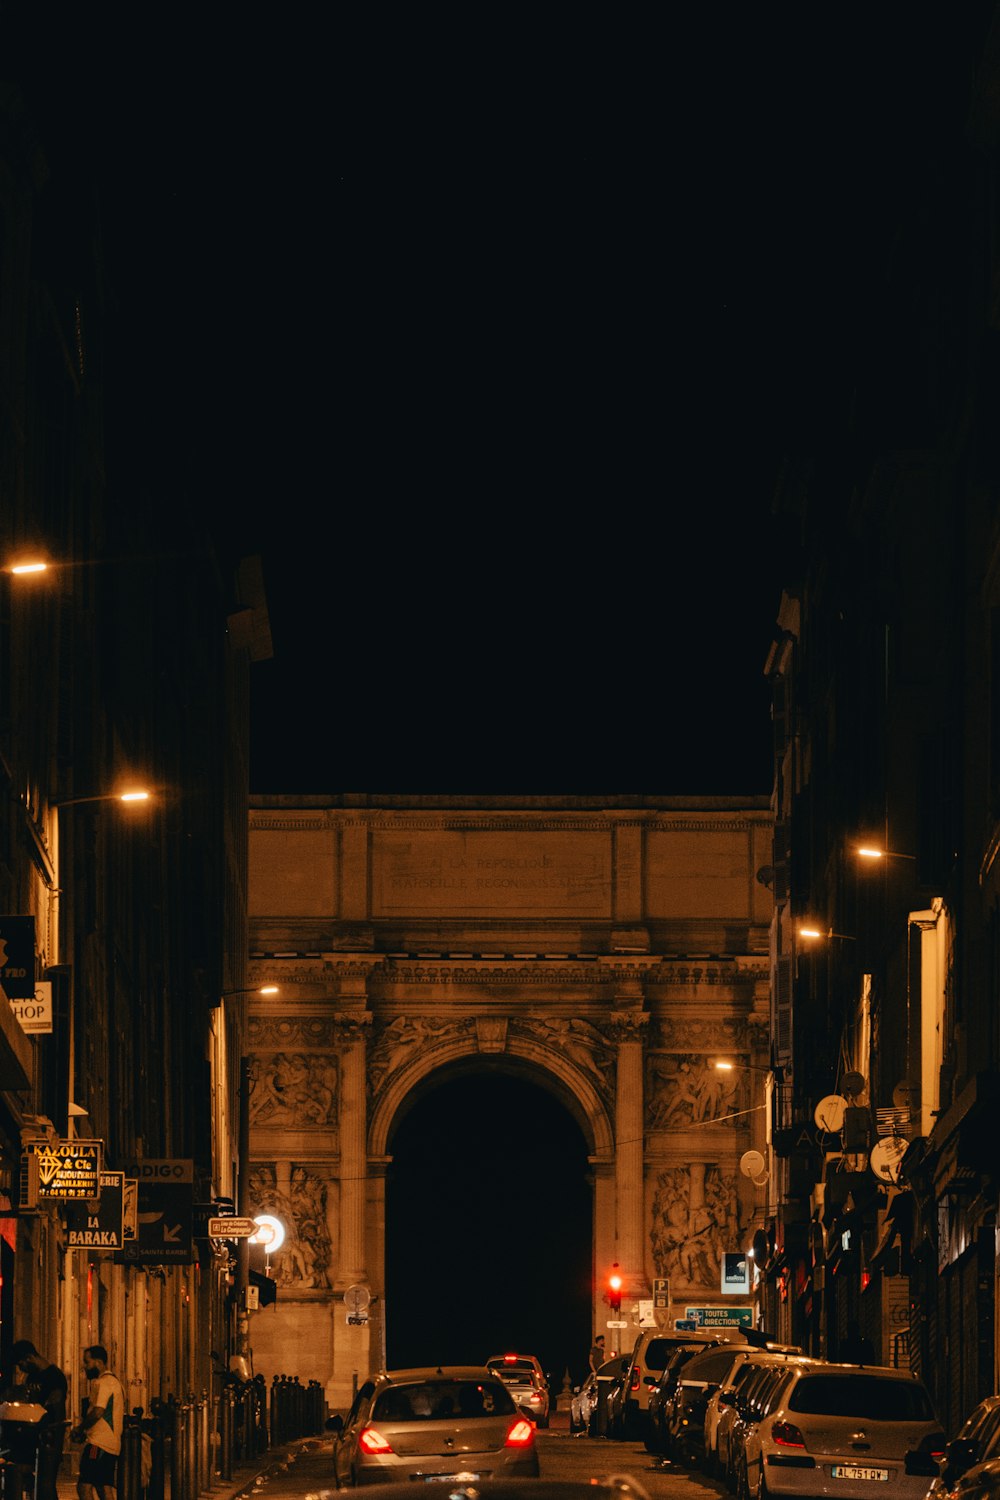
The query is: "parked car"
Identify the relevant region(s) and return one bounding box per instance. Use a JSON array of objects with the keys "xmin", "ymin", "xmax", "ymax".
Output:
[
  {"xmin": 729, "ymin": 1362, "xmax": 801, "ymax": 1498},
  {"xmin": 657, "ymin": 1342, "xmax": 761, "ymax": 1465},
  {"xmin": 739, "ymin": 1362, "xmax": 944, "ymax": 1500},
  {"xmin": 938, "ymin": 1458, "xmax": 1000, "ymax": 1500},
  {"xmin": 485, "ymin": 1353, "xmax": 550, "ymax": 1428},
  {"xmin": 709, "ymin": 1350, "xmax": 813, "ymax": 1484},
  {"xmin": 927, "ymin": 1395, "xmax": 1000, "ymax": 1499},
  {"xmin": 591, "ymin": 1353, "xmax": 631, "ymax": 1438},
  {"xmin": 617, "ymin": 1328, "xmax": 731, "ymax": 1440},
  {"xmin": 570, "ymin": 1373, "xmax": 597, "ymax": 1434},
  {"xmin": 645, "ymin": 1342, "xmax": 721, "ymax": 1455},
  {"xmin": 328, "ymin": 1366, "xmax": 539, "ymax": 1486}
]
